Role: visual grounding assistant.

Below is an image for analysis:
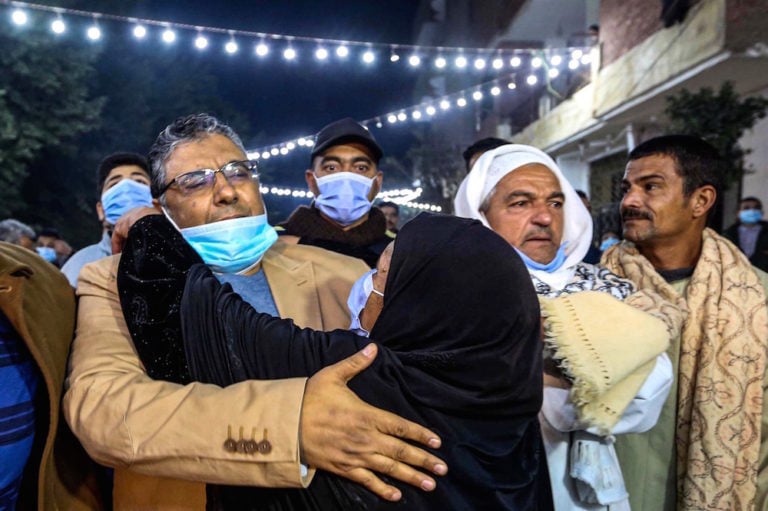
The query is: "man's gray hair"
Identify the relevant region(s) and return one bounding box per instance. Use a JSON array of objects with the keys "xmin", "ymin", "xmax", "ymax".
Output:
[
  {"xmin": 0, "ymin": 219, "xmax": 35, "ymax": 244},
  {"xmin": 148, "ymin": 113, "xmax": 247, "ymax": 201},
  {"xmin": 478, "ymin": 185, "xmax": 497, "ymax": 214}
]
